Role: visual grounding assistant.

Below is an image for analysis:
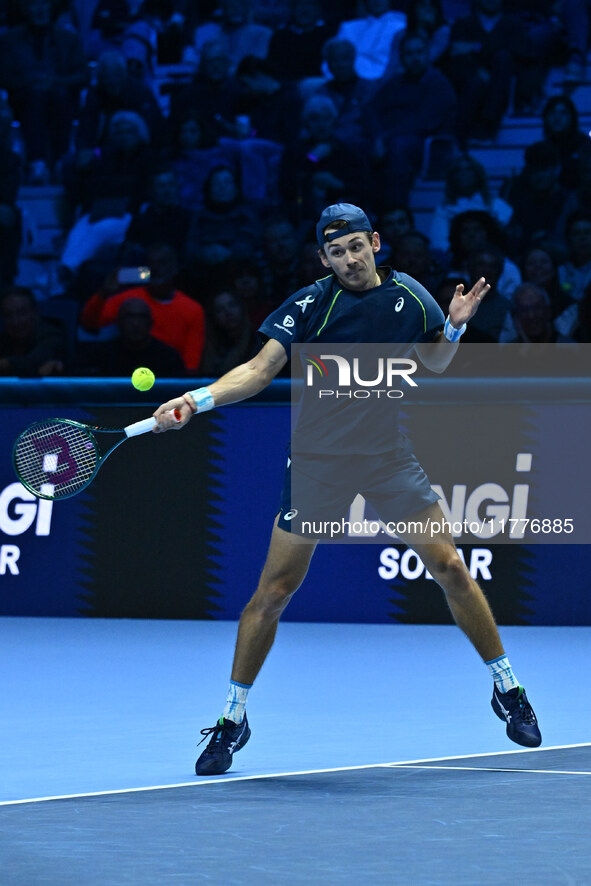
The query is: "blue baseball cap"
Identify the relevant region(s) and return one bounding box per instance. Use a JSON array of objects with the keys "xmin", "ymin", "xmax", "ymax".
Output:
[{"xmin": 316, "ymin": 203, "xmax": 373, "ymax": 247}]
